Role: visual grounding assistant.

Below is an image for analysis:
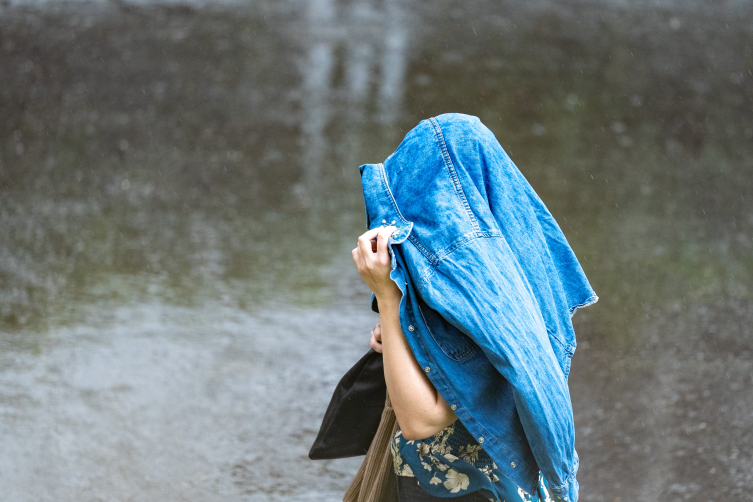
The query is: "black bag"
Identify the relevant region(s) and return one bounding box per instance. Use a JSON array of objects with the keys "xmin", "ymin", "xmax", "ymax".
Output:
[{"xmin": 308, "ymin": 349, "xmax": 386, "ymax": 459}]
